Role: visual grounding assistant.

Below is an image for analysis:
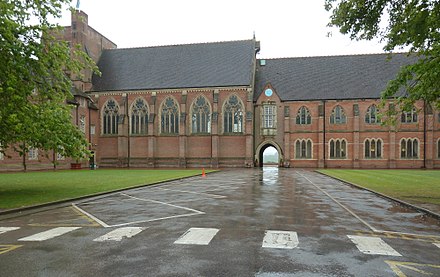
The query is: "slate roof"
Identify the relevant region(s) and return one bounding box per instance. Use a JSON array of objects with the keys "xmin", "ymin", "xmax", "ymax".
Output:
[
  {"xmin": 92, "ymin": 40, "xmax": 257, "ymax": 92},
  {"xmin": 255, "ymin": 53, "xmax": 417, "ymax": 101}
]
